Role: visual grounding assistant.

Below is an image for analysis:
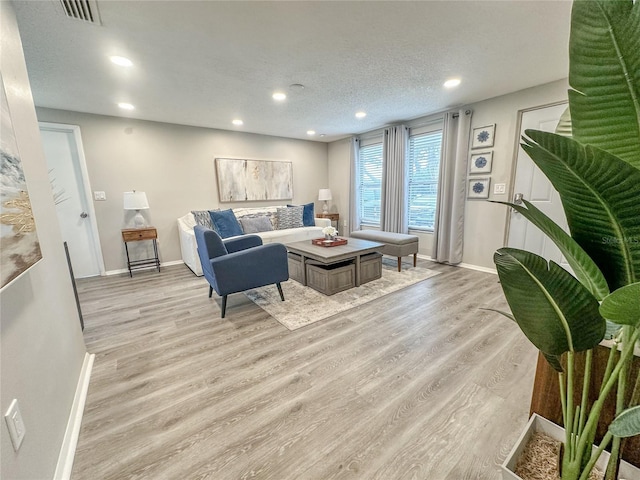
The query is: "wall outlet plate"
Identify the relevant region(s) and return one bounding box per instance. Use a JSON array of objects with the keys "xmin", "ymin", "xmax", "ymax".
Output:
[
  {"xmin": 494, "ymin": 183, "xmax": 506, "ymax": 195},
  {"xmin": 4, "ymin": 399, "xmax": 25, "ymax": 451},
  {"xmin": 94, "ymin": 191, "xmax": 106, "ymax": 201}
]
